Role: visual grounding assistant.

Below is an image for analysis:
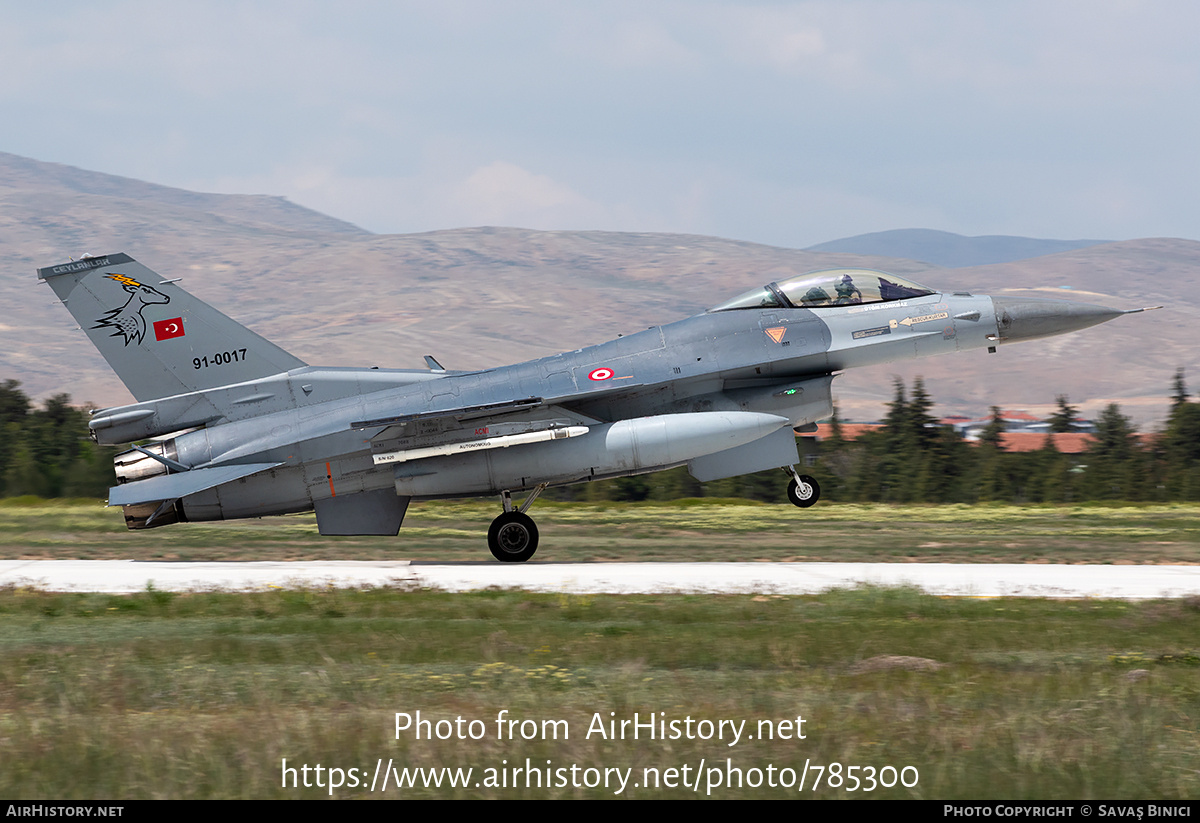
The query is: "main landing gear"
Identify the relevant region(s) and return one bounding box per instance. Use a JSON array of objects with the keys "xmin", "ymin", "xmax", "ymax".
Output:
[
  {"xmin": 784, "ymin": 466, "xmax": 820, "ymax": 508},
  {"xmin": 488, "ymin": 483, "xmax": 547, "ymax": 562},
  {"xmin": 486, "ymin": 470, "xmax": 819, "ymax": 561}
]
